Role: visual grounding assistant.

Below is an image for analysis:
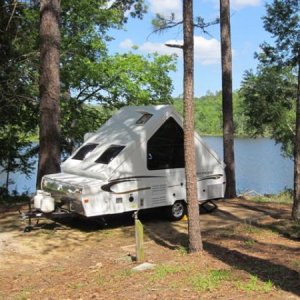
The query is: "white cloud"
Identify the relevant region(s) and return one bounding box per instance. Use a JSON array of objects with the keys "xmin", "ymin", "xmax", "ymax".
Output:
[
  {"xmin": 119, "ymin": 36, "xmax": 221, "ymax": 65},
  {"xmin": 148, "ymin": 0, "xmax": 181, "ymax": 17},
  {"xmin": 194, "ymin": 36, "xmax": 221, "ymax": 65},
  {"xmin": 119, "ymin": 38, "xmax": 134, "ymax": 49},
  {"xmin": 231, "ymin": 0, "xmax": 261, "ymax": 9}
]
